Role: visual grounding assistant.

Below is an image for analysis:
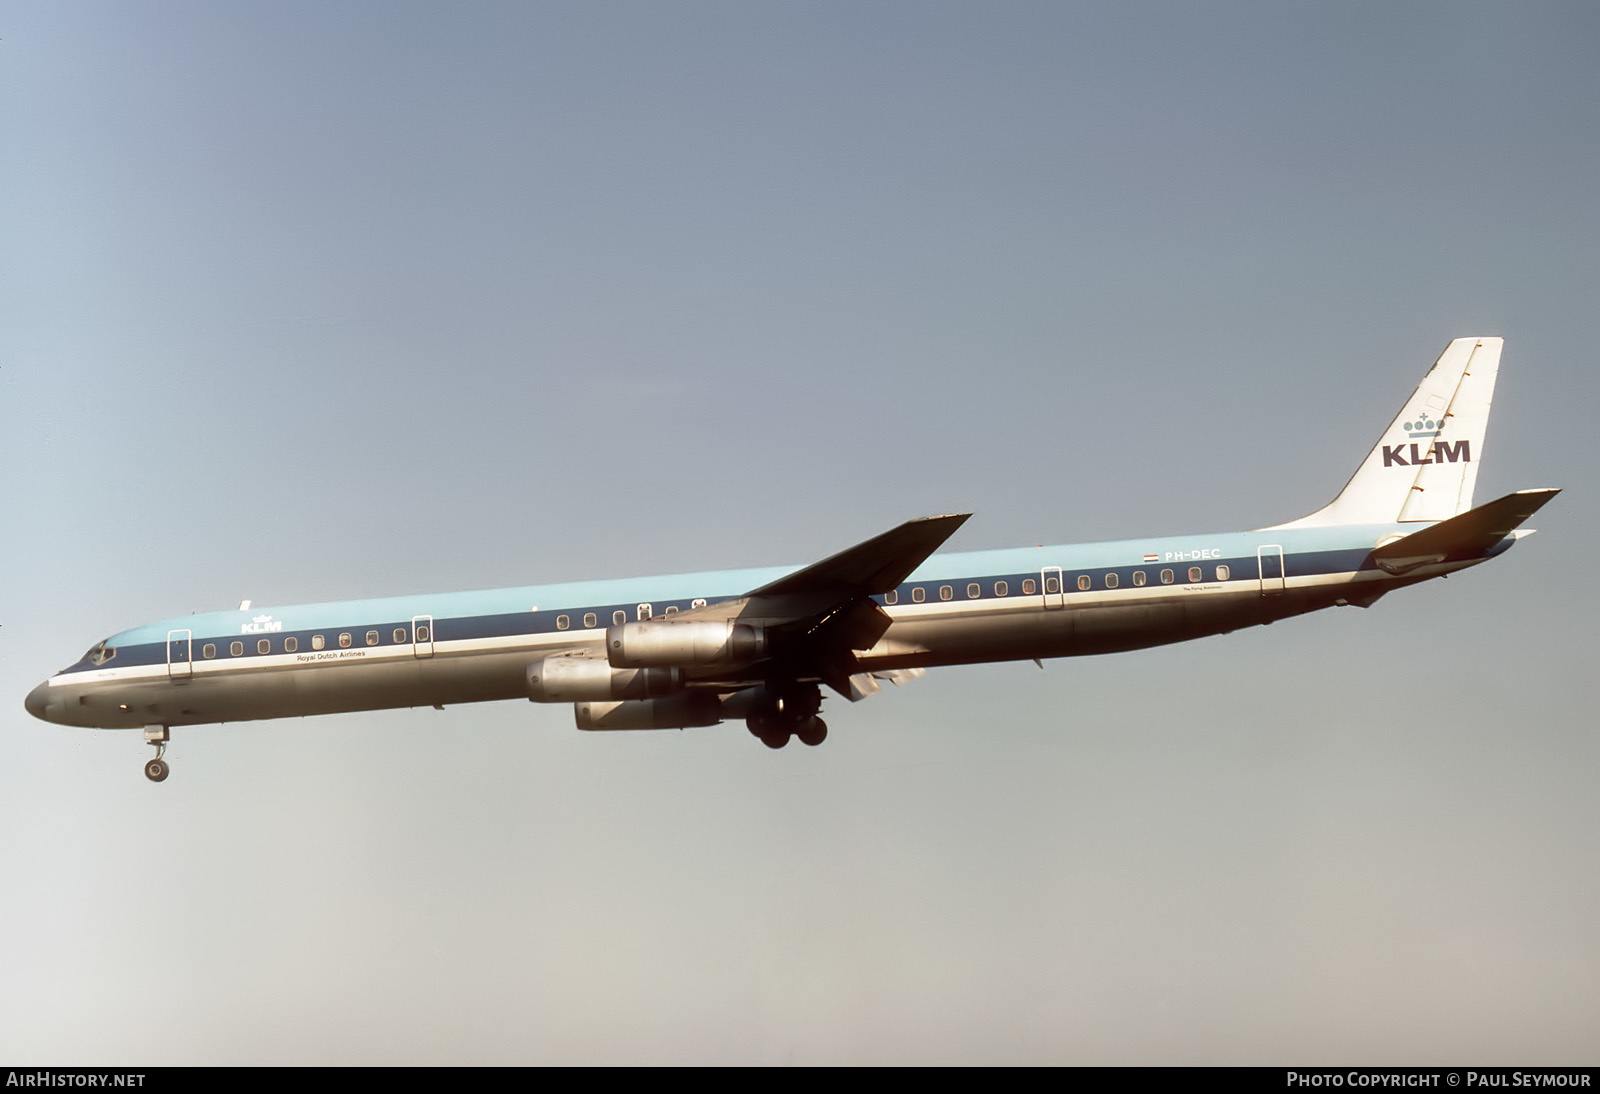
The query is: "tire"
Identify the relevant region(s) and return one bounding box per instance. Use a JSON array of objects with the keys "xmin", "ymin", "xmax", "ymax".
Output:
[{"xmin": 796, "ymin": 718, "xmax": 828, "ymax": 747}]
